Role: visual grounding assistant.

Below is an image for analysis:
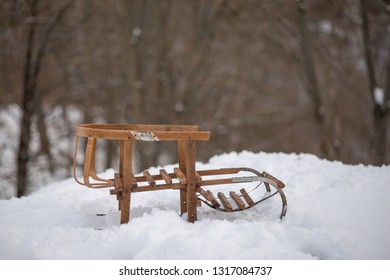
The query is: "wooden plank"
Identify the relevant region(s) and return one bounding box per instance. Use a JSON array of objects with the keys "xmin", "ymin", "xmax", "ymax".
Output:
[
  {"xmin": 143, "ymin": 170, "xmax": 156, "ymax": 187},
  {"xmin": 200, "ymin": 178, "xmax": 233, "ymax": 186},
  {"xmin": 262, "ymin": 171, "xmax": 285, "ymax": 189},
  {"xmin": 185, "ymin": 140, "xmax": 197, "ymax": 222},
  {"xmin": 230, "ymin": 191, "xmax": 246, "ymax": 210},
  {"xmin": 159, "ymin": 169, "xmax": 172, "ymax": 184},
  {"xmin": 174, "ymin": 167, "xmax": 187, "ymax": 184},
  {"xmin": 197, "ymin": 168, "xmax": 241, "ymax": 176},
  {"xmin": 240, "ymin": 188, "xmax": 255, "ymax": 207},
  {"xmin": 76, "ymin": 125, "xmax": 209, "ymax": 141},
  {"xmin": 206, "ymin": 190, "xmax": 221, "ymax": 208},
  {"xmin": 217, "ymin": 192, "xmax": 233, "ymax": 212},
  {"xmin": 120, "ymin": 140, "xmax": 138, "ymax": 189},
  {"xmin": 131, "ymin": 183, "xmax": 184, "ymax": 193},
  {"xmin": 119, "ymin": 140, "xmax": 124, "ymax": 175},
  {"xmin": 78, "ymin": 124, "xmax": 199, "ymax": 132},
  {"xmin": 178, "ymin": 140, "xmax": 187, "ymax": 215},
  {"xmin": 197, "ymin": 188, "xmax": 220, "ymax": 208},
  {"xmin": 120, "ymin": 139, "xmax": 133, "ymax": 224}
]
